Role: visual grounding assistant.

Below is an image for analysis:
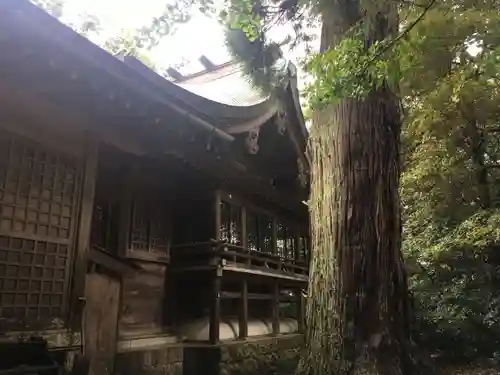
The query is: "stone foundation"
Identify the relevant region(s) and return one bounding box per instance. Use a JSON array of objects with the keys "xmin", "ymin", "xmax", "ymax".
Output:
[
  {"xmin": 115, "ymin": 345, "xmax": 183, "ymax": 375},
  {"xmin": 219, "ymin": 335, "xmax": 302, "ymax": 375},
  {"xmin": 111, "ymin": 337, "xmax": 500, "ymax": 375},
  {"xmin": 441, "ymin": 368, "xmax": 500, "ymax": 375},
  {"xmin": 115, "ymin": 334, "xmax": 303, "ymax": 375}
]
